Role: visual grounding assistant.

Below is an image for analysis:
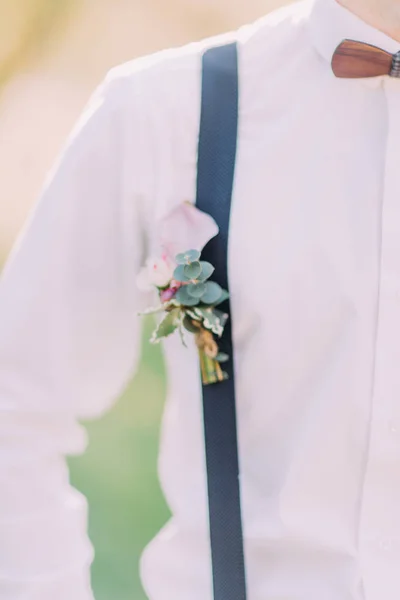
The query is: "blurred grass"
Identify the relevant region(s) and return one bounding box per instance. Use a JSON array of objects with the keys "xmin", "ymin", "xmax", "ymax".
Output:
[
  {"xmin": 68, "ymin": 318, "xmax": 169, "ymax": 600},
  {"xmin": 0, "ymin": 254, "xmax": 168, "ymax": 600}
]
